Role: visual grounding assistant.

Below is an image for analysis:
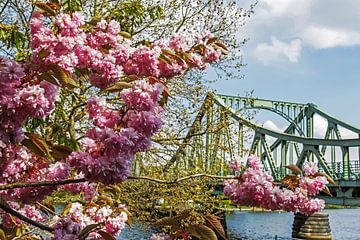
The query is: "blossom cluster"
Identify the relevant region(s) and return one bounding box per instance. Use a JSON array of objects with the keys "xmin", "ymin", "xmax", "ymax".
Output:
[
  {"xmin": 0, "ymin": 57, "xmax": 59, "ymax": 151},
  {"xmin": 49, "ymin": 202, "xmax": 128, "ymax": 240},
  {"xmin": 69, "ymin": 80, "xmax": 164, "ymax": 184},
  {"xmin": 224, "ymin": 155, "xmax": 328, "ymax": 215},
  {"xmin": 30, "ymin": 12, "xmax": 222, "ymax": 89},
  {"xmin": 0, "ymin": 201, "xmax": 45, "ymax": 228},
  {"xmin": 0, "ymin": 145, "xmax": 71, "ymax": 203}
]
